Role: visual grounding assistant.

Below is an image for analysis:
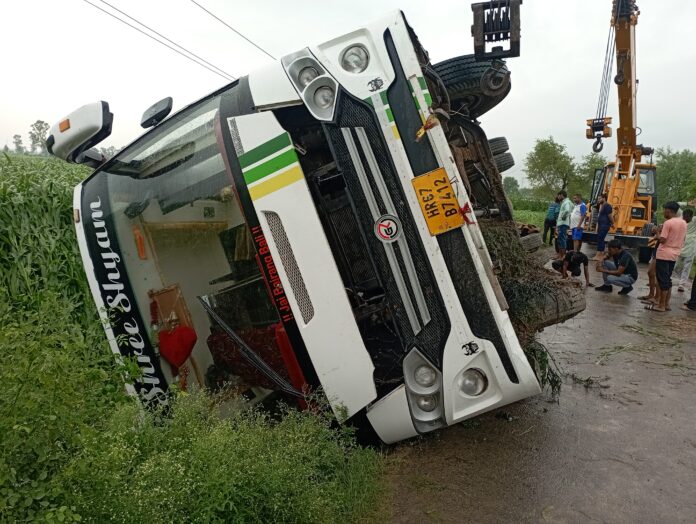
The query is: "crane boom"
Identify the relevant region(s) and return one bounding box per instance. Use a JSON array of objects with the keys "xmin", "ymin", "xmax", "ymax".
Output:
[
  {"xmin": 584, "ymin": 0, "xmax": 657, "ymax": 253},
  {"xmin": 614, "ymin": 0, "xmax": 638, "ymax": 157}
]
